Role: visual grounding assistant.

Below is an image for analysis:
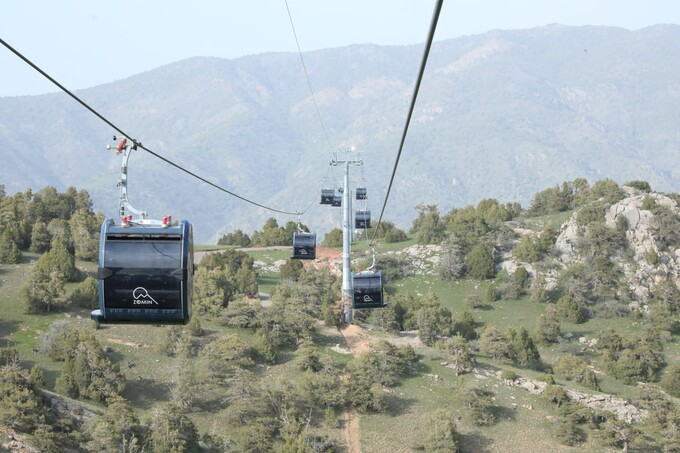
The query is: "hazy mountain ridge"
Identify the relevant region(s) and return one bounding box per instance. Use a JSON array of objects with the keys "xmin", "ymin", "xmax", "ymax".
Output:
[{"xmin": 2, "ymin": 24, "xmax": 680, "ymax": 242}]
